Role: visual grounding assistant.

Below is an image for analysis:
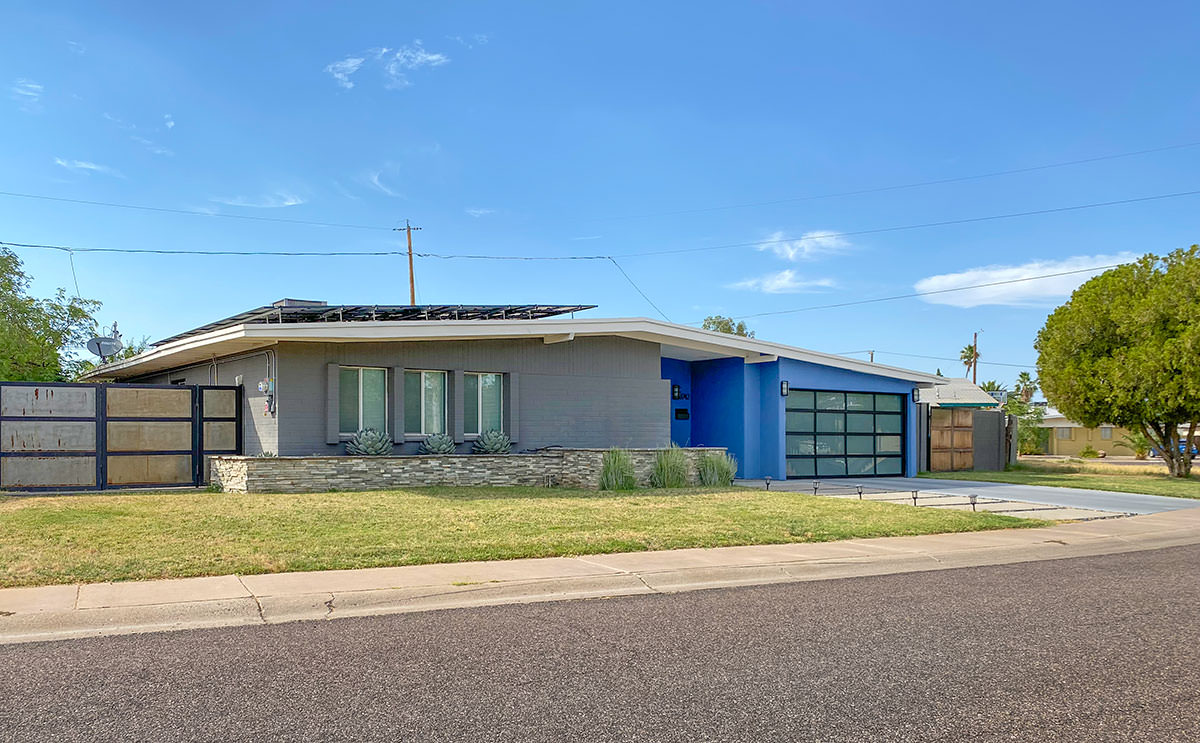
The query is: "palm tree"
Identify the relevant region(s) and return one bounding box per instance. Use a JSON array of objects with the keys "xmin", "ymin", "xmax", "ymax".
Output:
[
  {"xmin": 1014, "ymin": 371, "xmax": 1038, "ymax": 402},
  {"xmin": 979, "ymin": 380, "xmax": 1005, "ymax": 392},
  {"xmin": 959, "ymin": 344, "xmax": 979, "ymax": 379}
]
